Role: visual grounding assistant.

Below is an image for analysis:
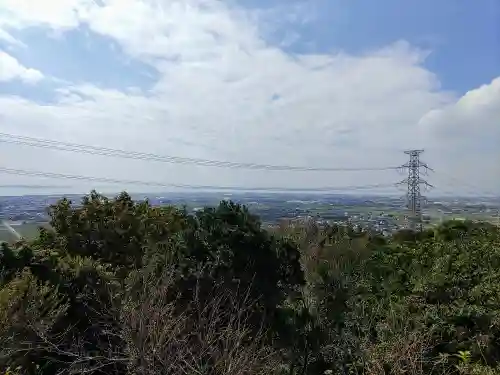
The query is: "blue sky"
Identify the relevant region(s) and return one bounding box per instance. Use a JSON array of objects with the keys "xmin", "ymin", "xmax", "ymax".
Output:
[
  {"xmin": 0, "ymin": 0, "xmax": 498, "ymax": 195},
  {"xmin": 0, "ymin": 25, "xmax": 159, "ymax": 97},
  {"xmin": 255, "ymin": 0, "xmax": 500, "ymax": 94},
  {"xmin": 3, "ymin": 0, "xmax": 499, "ymax": 96}
]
